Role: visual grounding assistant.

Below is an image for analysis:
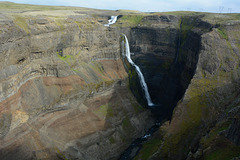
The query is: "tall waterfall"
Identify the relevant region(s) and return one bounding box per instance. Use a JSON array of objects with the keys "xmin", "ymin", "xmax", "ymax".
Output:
[
  {"xmin": 104, "ymin": 16, "xmax": 118, "ymax": 27},
  {"xmin": 123, "ymin": 35, "xmax": 154, "ymax": 107}
]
